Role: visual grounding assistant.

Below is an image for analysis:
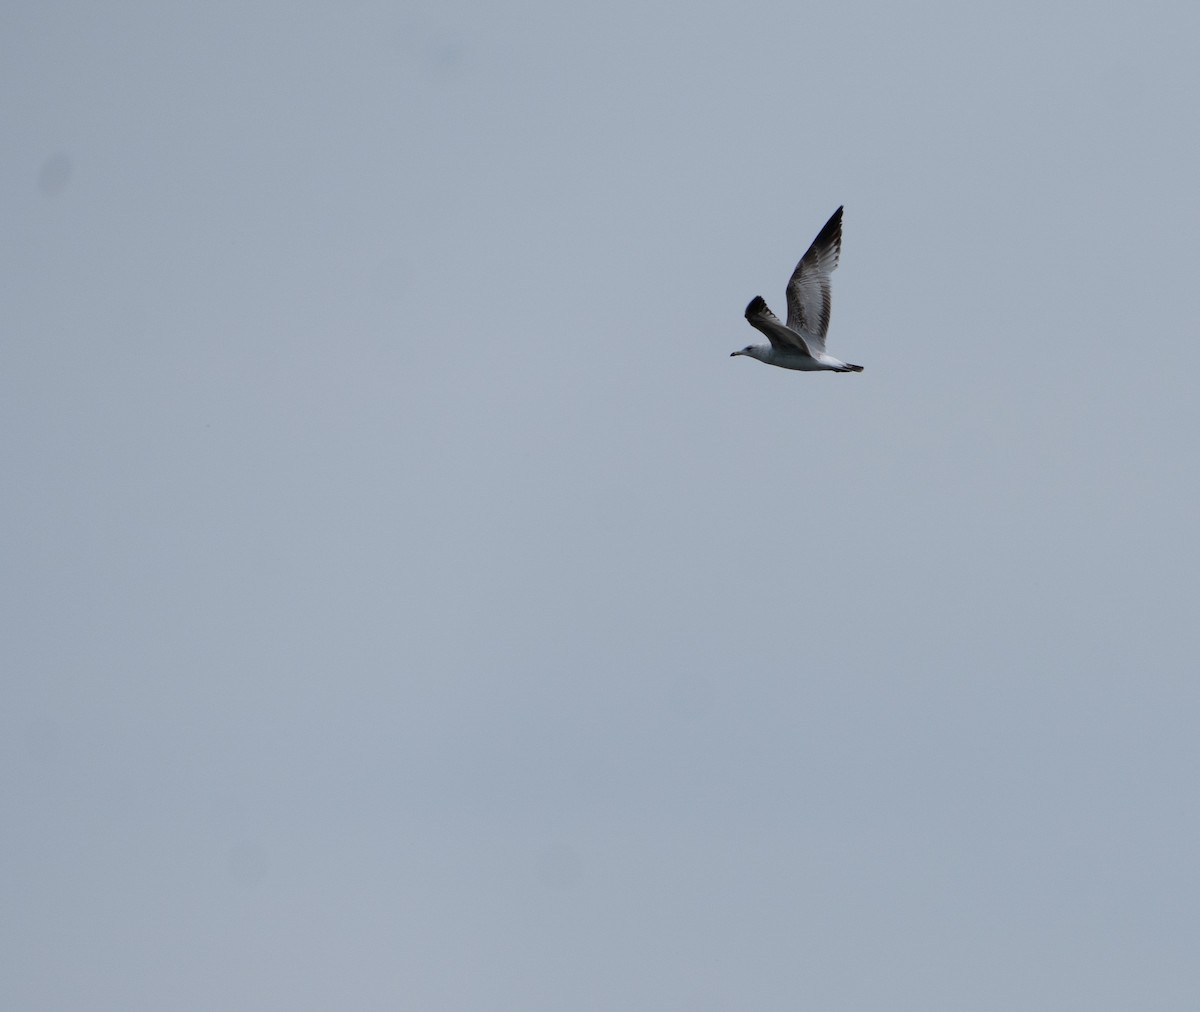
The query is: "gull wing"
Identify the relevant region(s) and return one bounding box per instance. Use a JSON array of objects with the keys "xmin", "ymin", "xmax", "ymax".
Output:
[
  {"xmin": 784, "ymin": 206, "xmax": 842, "ymax": 354},
  {"xmin": 745, "ymin": 296, "xmax": 812, "ymax": 355}
]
